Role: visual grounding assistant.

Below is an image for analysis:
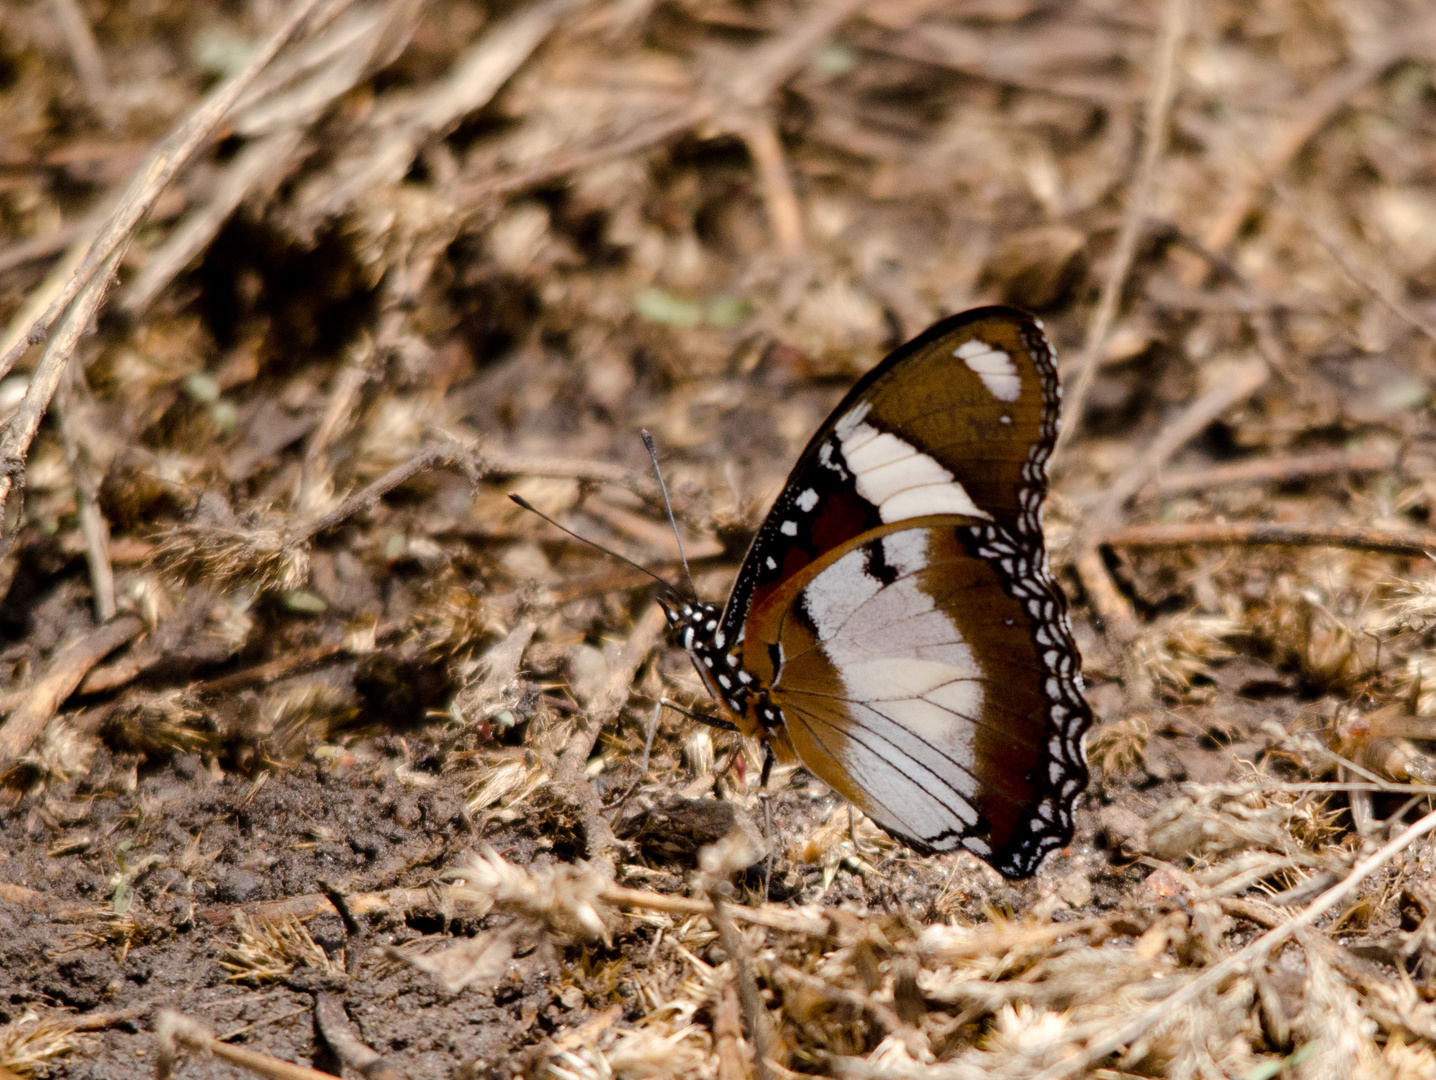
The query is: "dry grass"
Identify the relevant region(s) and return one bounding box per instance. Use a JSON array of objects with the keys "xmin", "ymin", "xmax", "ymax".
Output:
[
  {"xmin": 4, "ymin": 0, "xmax": 1436, "ymax": 1076},
  {"xmin": 0, "ymin": 1011, "xmax": 92, "ymax": 1079}
]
